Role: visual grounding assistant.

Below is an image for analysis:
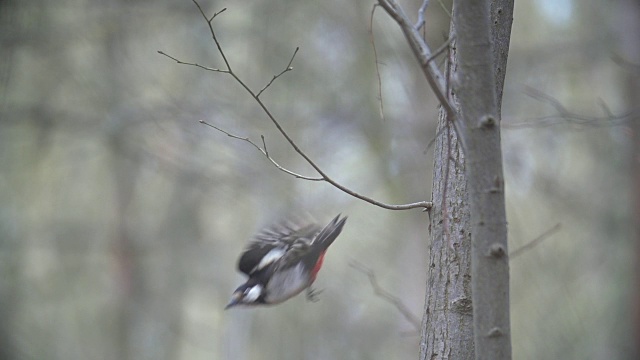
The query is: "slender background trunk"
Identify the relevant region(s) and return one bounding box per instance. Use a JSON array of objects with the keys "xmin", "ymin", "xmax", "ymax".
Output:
[{"xmin": 616, "ymin": 0, "xmax": 640, "ymax": 357}]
